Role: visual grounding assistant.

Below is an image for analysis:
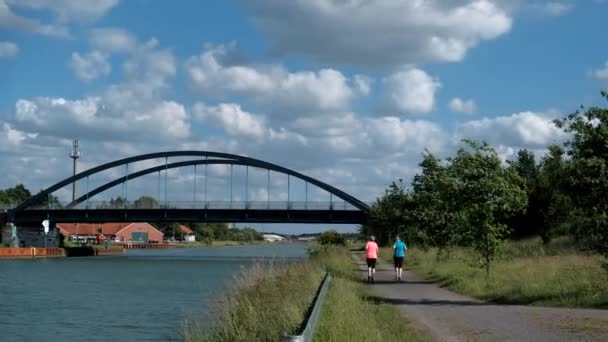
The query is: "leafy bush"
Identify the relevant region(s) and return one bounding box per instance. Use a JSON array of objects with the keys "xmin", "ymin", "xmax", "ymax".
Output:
[{"xmin": 317, "ymin": 230, "xmax": 345, "ymax": 246}]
